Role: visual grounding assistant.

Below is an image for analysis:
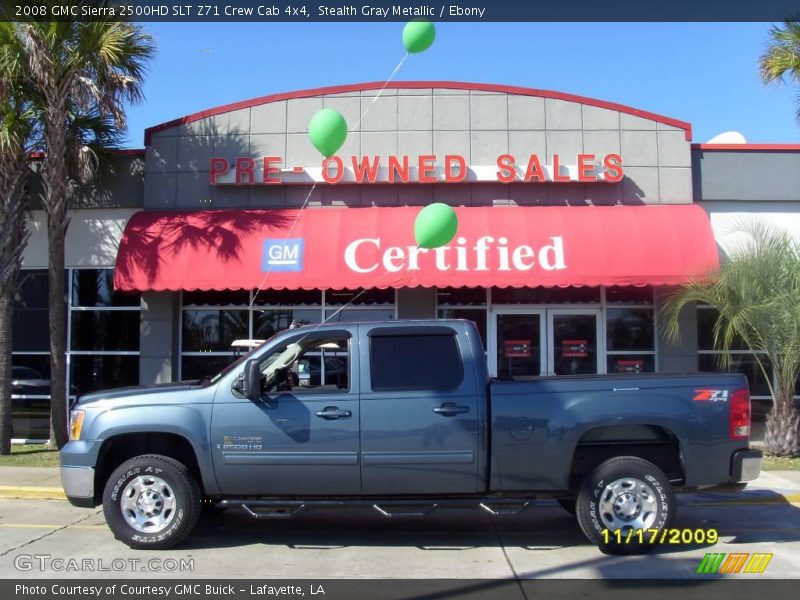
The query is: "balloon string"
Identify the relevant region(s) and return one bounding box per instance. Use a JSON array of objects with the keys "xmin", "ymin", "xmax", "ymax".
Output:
[
  {"xmin": 249, "ymin": 181, "xmax": 318, "ymax": 309},
  {"xmin": 352, "ymin": 52, "xmax": 409, "ymax": 131},
  {"xmin": 295, "ymin": 269, "xmax": 396, "ymax": 345}
]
